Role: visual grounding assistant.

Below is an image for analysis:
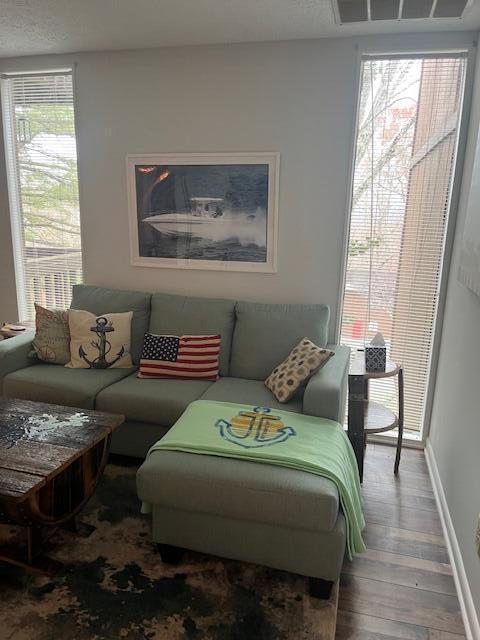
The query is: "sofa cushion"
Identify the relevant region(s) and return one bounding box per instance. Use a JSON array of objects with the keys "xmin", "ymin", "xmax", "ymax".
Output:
[
  {"xmin": 70, "ymin": 285, "xmax": 151, "ymax": 365},
  {"xmin": 149, "ymin": 293, "xmax": 235, "ymax": 376},
  {"xmin": 3, "ymin": 364, "xmax": 133, "ymax": 409},
  {"xmin": 95, "ymin": 372, "xmax": 213, "ymax": 427},
  {"xmin": 137, "ymin": 450, "xmax": 340, "ymax": 533},
  {"xmin": 230, "ymin": 301, "xmax": 330, "ymax": 380},
  {"xmin": 200, "ymin": 377, "xmax": 303, "ymax": 413}
]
